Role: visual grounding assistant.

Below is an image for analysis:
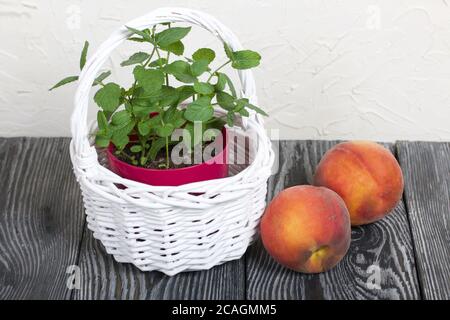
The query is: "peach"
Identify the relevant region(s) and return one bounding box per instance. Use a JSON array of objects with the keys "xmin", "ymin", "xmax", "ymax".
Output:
[
  {"xmin": 260, "ymin": 185, "xmax": 351, "ymax": 273},
  {"xmin": 313, "ymin": 141, "xmax": 404, "ymax": 226}
]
